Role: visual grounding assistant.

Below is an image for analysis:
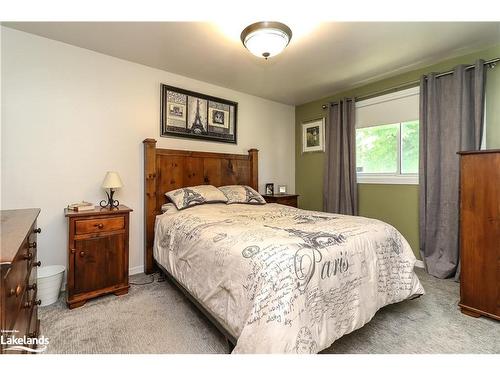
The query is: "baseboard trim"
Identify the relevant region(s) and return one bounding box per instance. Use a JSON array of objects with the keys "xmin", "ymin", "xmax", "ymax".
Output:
[
  {"xmin": 414, "ymin": 260, "xmax": 425, "ymax": 269},
  {"xmin": 129, "ymin": 265, "xmax": 144, "ymax": 275}
]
